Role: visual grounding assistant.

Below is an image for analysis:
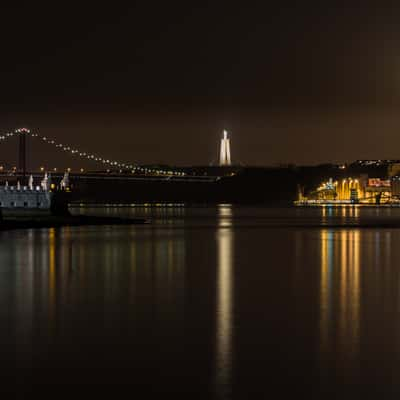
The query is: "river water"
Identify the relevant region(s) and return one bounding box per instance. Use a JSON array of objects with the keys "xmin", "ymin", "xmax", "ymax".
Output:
[{"xmin": 2, "ymin": 205, "xmax": 400, "ymax": 398}]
